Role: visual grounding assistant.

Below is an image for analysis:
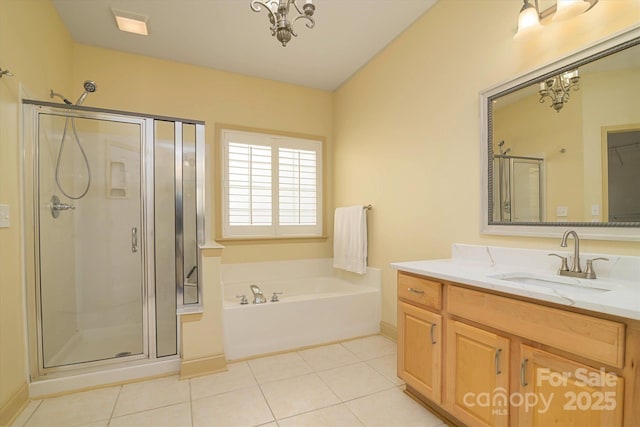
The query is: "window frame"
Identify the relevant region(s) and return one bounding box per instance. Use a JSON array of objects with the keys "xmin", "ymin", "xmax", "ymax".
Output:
[{"xmin": 218, "ymin": 127, "xmax": 324, "ymax": 240}]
